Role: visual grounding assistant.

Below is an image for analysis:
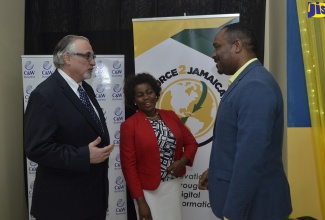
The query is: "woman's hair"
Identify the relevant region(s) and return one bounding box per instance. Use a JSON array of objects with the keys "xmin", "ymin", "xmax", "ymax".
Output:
[
  {"xmin": 53, "ymin": 35, "xmax": 89, "ymax": 68},
  {"xmin": 123, "ymin": 72, "xmax": 161, "ymax": 109}
]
